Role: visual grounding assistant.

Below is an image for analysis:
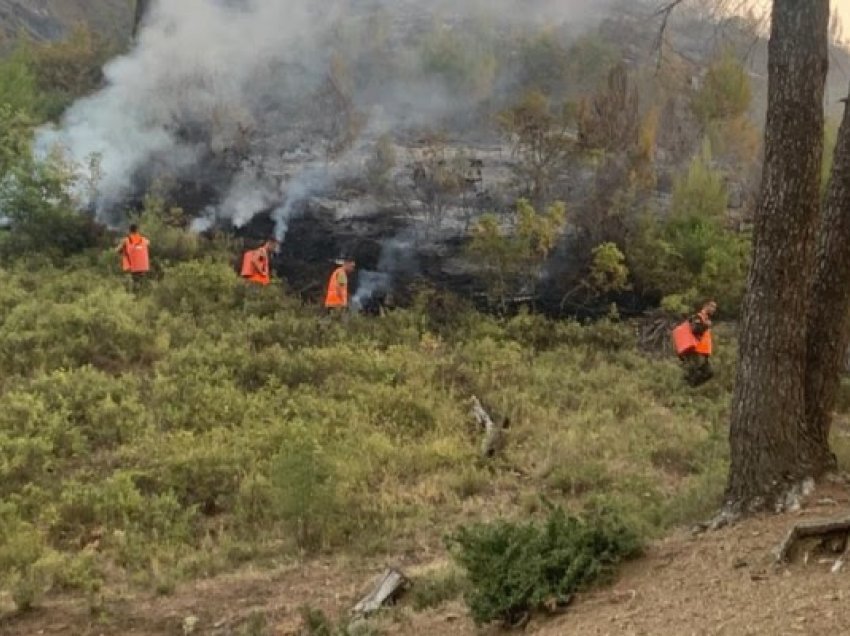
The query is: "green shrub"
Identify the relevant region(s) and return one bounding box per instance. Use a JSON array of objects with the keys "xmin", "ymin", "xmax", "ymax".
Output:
[
  {"xmin": 153, "ymin": 260, "xmax": 241, "ymax": 316},
  {"xmin": 411, "ymin": 566, "xmax": 468, "ymax": 611},
  {"xmin": 0, "ymin": 288, "xmax": 164, "ymax": 374},
  {"xmin": 447, "ymin": 506, "xmax": 641, "ymax": 625},
  {"xmin": 269, "ymin": 430, "xmax": 344, "ymax": 552},
  {"xmin": 0, "ymin": 502, "xmax": 56, "ymax": 611}
]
